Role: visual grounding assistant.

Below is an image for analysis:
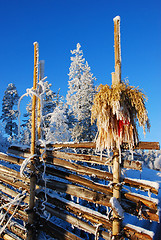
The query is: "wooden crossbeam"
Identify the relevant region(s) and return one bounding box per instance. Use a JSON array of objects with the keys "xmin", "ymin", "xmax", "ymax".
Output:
[
  {"xmin": 9, "ymin": 141, "xmax": 160, "ymax": 151},
  {"xmin": 40, "ymin": 217, "xmax": 84, "ymax": 240},
  {"xmin": 37, "ymin": 191, "xmax": 112, "ymax": 230},
  {"xmin": 6, "ymin": 148, "xmax": 142, "ymax": 170},
  {"xmin": 0, "ymin": 152, "xmax": 158, "ymax": 194},
  {"xmin": 42, "ymin": 165, "xmax": 158, "ymax": 194},
  {"xmin": 37, "ymin": 191, "xmax": 155, "ymax": 240},
  {"xmin": 0, "ymin": 162, "xmax": 158, "ymax": 222},
  {"xmin": 135, "ymin": 141, "xmax": 160, "ymax": 150},
  {"xmin": 37, "ymin": 178, "xmax": 159, "ymax": 222},
  {"xmin": 0, "ymin": 183, "xmax": 29, "ymax": 204},
  {"xmin": 46, "ymin": 141, "xmax": 160, "ymax": 150},
  {"xmin": 44, "ymin": 204, "xmax": 111, "ymax": 239}
]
